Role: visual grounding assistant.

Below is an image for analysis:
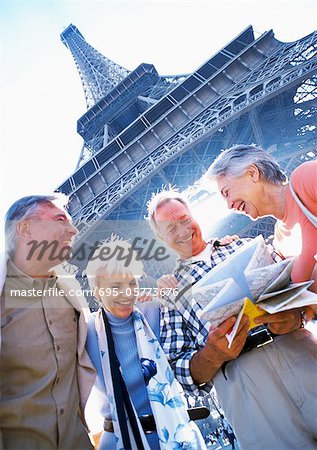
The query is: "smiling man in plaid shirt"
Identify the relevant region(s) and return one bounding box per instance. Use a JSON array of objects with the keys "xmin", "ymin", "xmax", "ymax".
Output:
[{"xmin": 147, "ymin": 188, "xmax": 317, "ymax": 450}]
